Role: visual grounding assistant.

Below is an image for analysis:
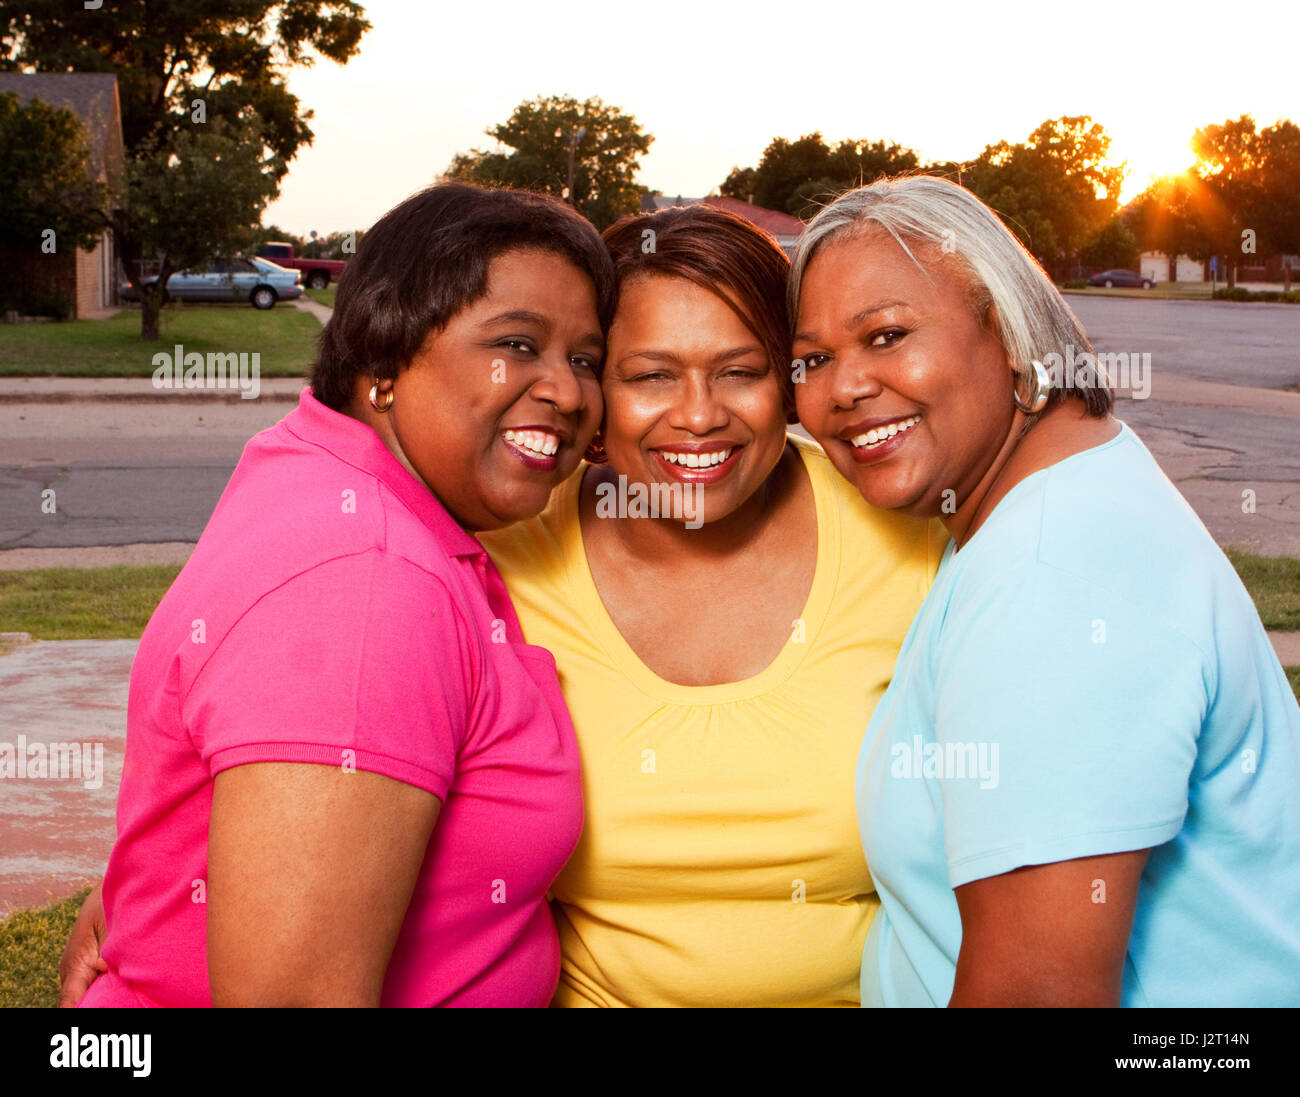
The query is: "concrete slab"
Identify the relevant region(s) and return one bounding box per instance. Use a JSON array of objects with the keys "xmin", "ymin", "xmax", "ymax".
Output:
[{"xmin": 0, "ymin": 639, "xmax": 134, "ymax": 917}]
